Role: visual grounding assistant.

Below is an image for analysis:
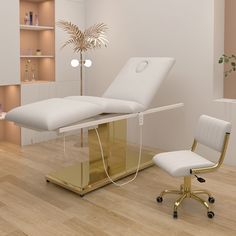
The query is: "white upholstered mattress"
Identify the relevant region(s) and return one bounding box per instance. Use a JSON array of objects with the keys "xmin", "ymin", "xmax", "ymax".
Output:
[
  {"xmin": 66, "ymin": 96, "xmax": 145, "ymax": 113},
  {"xmin": 6, "ymin": 97, "xmax": 145, "ymax": 131},
  {"xmin": 6, "ymin": 57, "xmax": 175, "ymax": 131}
]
